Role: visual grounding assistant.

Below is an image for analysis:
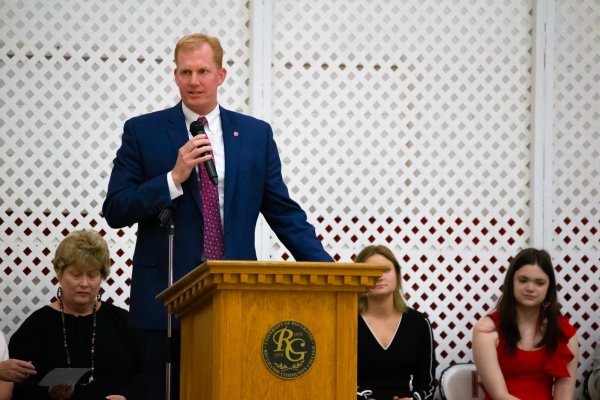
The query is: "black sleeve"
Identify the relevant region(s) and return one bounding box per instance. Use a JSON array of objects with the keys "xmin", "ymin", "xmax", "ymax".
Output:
[
  {"xmin": 411, "ymin": 313, "xmax": 437, "ymax": 400},
  {"xmin": 8, "ymin": 310, "xmax": 53, "ymax": 400}
]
